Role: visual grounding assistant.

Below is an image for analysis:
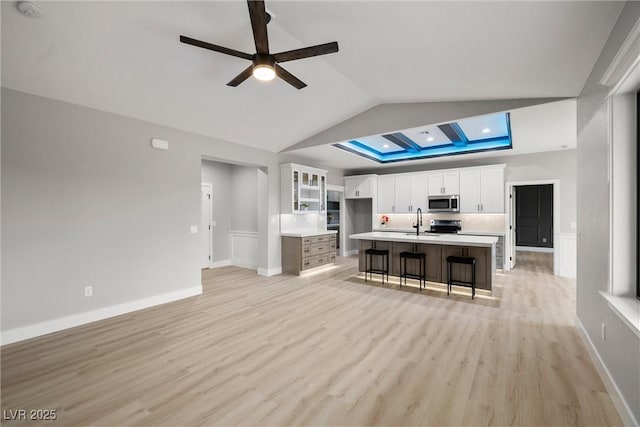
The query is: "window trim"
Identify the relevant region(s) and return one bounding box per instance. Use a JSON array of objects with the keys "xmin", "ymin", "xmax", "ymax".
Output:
[{"xmin": 600, "ymin": 17, "xmax": 640, "ymax": 334}]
